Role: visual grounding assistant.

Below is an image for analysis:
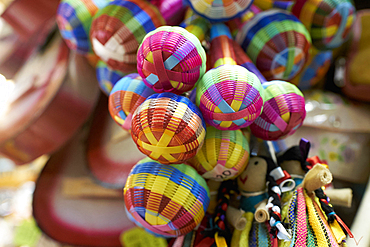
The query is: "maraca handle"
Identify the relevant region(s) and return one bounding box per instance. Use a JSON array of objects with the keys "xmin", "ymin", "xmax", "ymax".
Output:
[
  {"xmin": 232, "ymin": 40, "xmax": 267, "ymax": 84},
  {"xmin": 210, "ymin": 24, "xmax": 237, "ymax": 68},
  {"xmin": 179, "ymin": 9, "xmax": 210, "ymax": 42}
]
